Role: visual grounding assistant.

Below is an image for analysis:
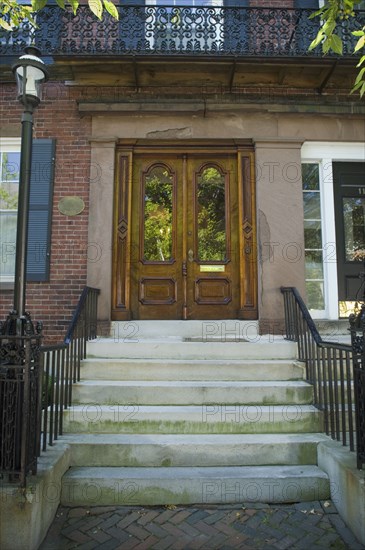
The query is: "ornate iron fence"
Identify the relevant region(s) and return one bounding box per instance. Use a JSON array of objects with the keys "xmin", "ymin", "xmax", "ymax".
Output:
[
  {"xmin": 0, "ymin": 286, "xmax": 99, "ymax": 486},
  {"xmin": 349, "ymin": 307, "xmax": 365, "ymax": 470},
  {"xmin": 1, "ymin": 6, "xmax": 364, "ymax": 58},
  {"xmin": 0, "ymin": 332, "xmax": 42, "ymax": 487},
  {"xmin": 281, "ymin": 287, "xmax": 364, "ymax": 470}
]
